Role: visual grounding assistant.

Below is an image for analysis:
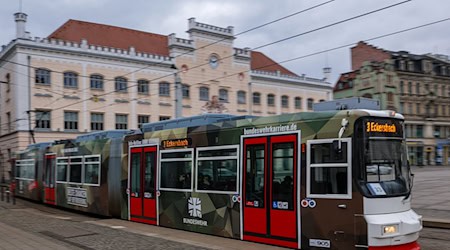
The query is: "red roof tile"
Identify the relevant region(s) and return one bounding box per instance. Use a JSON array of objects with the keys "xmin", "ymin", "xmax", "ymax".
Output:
[
  {"xmin": 48, "ymin": 20, "xmax": 169, "ymax": 56},
  {"xmin": 251, "ymin": 51, "xmax": 298, "ymax": 76},
  {"xmin": 48, "ymin": 20, "xmax": 295, "ymax": 77}
]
